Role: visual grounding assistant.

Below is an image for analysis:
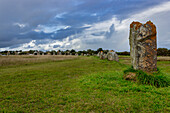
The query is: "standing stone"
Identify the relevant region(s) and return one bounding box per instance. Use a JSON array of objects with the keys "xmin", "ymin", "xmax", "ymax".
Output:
[
  {"xmin": 97, "ymin": 52, "xmax": 100, "ymax": 57},
  {"xmin": 114, "ymin": 53, "xmax": 119, "ymax": 62},
  {"xmin": 7, "ymin": 51, "xmax": 10, "ymax": 56},
  {"xmin": 53, "ymin": 52, "xmax": 55, "ymax": 55},
  {"xmin": 107, "ymin": 50, "xmax": 119, "ymax": 62},
  {"xmin": 81, "ymin": 53, "xmax": 84, "ymax": 56},
  {"xmin": 47, "ymin": 52, "xmax": 50, "ymax": 55},
  {"xmin": 100, "ymin": 51, "xmax": 104, "ymax": 59},
  {"xmin": 57, "ymin": 51, "xmax": 61, "ymax": 55},
  {"xmin": 33, "ymin": 51, "xmax": 38, "ymax": 55},
  {"xmin": 104, "ymin": 53, "xmax": 107, "ymax": 59},
  {"xmin": 14, "ymin": 51, "xmax": 18, "ymax": 55},
  {"xmin": 129, "ymin": 21, "xmax": 157, "ymax": 71}
]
